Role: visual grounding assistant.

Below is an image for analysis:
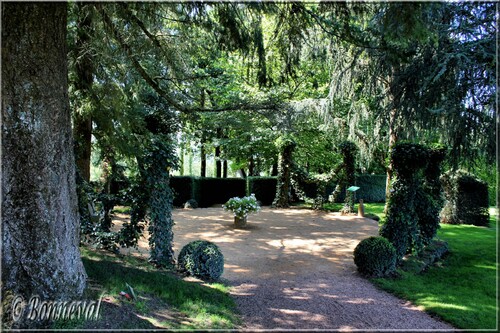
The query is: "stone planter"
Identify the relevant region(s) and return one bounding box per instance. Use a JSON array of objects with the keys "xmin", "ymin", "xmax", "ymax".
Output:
[{"xmin": 234, "ymin": 215, "xmax": 247, "ymax": 228}]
